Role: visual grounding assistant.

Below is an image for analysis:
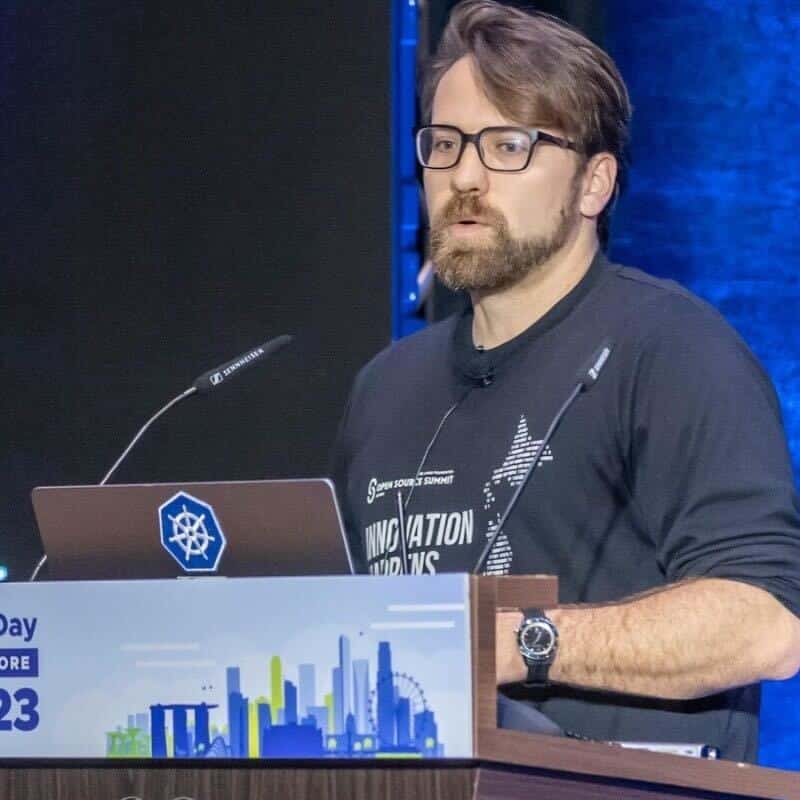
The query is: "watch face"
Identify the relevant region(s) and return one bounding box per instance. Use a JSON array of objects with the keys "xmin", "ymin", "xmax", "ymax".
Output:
[{"xmin": 519, "ymin": 620, "xmax": 556, "ymax": 660}]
